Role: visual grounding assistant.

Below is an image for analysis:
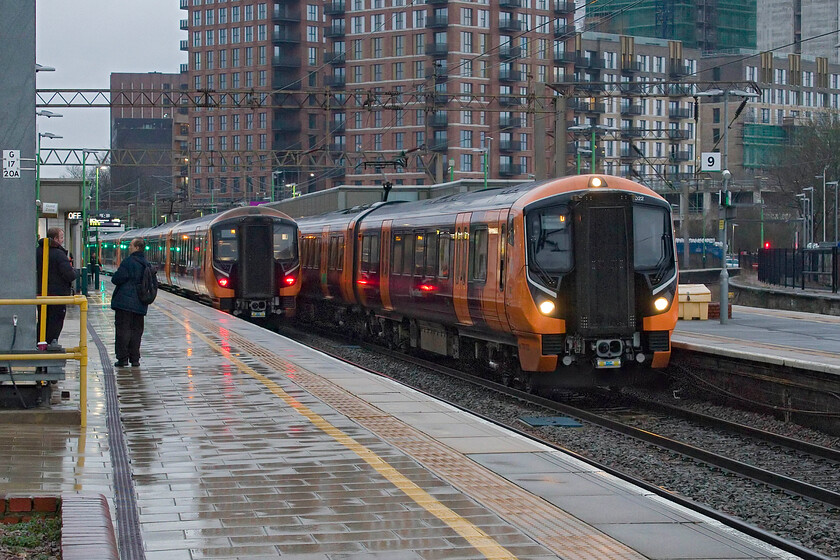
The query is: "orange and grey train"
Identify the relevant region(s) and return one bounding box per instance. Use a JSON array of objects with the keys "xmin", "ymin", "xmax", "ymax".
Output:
[
  {"xmin": 297, "ymin": 175, "xmax": 679, "ymax": 387},
  {"xmin": 98, "ymin": 206, "xmax": 300, "ymax": 320}
]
